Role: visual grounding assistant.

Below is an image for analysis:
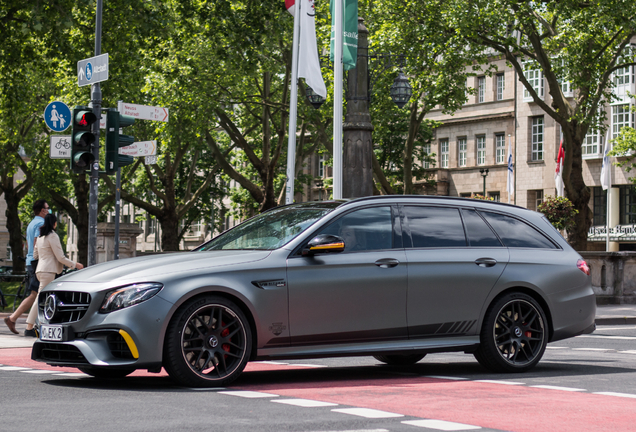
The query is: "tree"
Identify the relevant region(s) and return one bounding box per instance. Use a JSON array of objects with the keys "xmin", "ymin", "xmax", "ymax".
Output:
[{"xmin": 427, "ymin": 0, "xmax": 636, "ymax": 250}]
